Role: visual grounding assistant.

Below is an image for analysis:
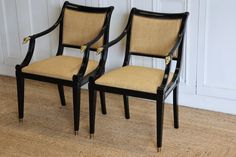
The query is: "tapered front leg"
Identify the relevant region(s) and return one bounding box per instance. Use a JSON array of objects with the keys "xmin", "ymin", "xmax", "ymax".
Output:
[
  {"xmin": 58, "ymin": 84, "xmax": 66, "ymax": 106},
  {"xmin": 16, "ymin": 74, "xmax": 25, "ymax": 122},
  {"xmin": 89, "ymin": 83, "xmax": 97, "ymax": 138},
  {"xmin": 123, "ymin": 95, "xmax": 130, "ymax": 119},
  {"xmin": 173, "ymin": 85, "xmax": 179, "ymax": 128},
  {"xmin": 99, "ymin": 91, "xmax": 106, "ymax": 114},
  {"xmin": 72, "ymin": 83, "xmax": 81, "ymax": 135},
  {"xmin": 156, "ymin": 92, "xmax": 164, "ymax": 152}
]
